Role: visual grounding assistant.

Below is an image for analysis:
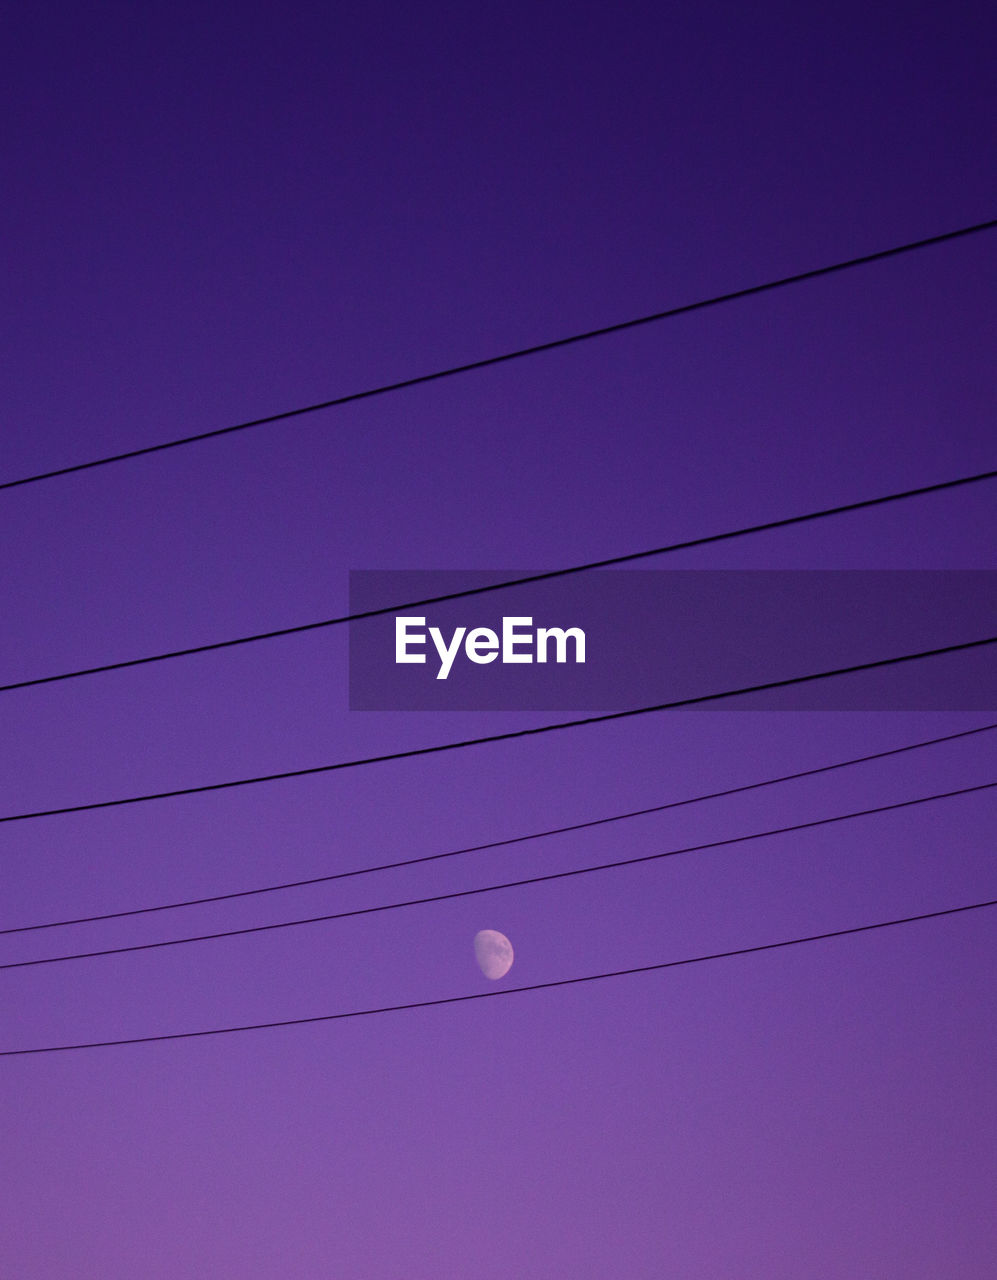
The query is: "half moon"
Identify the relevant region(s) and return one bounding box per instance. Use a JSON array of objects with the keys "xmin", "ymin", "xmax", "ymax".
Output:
[{"xmin": 473, "ymin": 929, "xmax": 514, "ymax": 980}]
